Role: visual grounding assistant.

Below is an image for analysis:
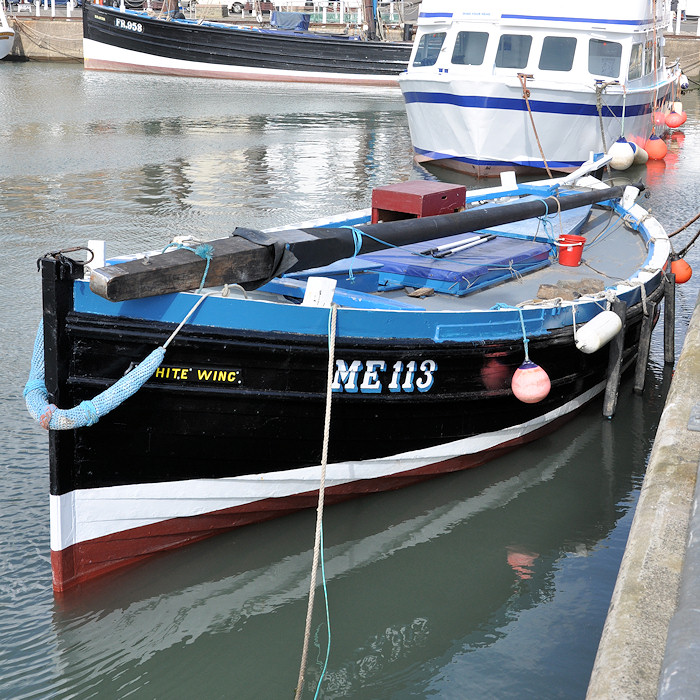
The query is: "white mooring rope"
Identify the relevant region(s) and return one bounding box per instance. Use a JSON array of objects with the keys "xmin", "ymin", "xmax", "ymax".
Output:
[{"xmin": 295, "ymin": 303, "xmax": 338, "ymax": 700}]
